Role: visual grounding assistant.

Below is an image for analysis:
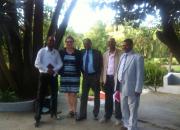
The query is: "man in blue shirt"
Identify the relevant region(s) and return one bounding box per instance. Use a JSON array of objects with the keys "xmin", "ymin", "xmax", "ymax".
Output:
[{"xmin": 76, "ymin": 38, "xmax": 103, "ymax": 121}]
